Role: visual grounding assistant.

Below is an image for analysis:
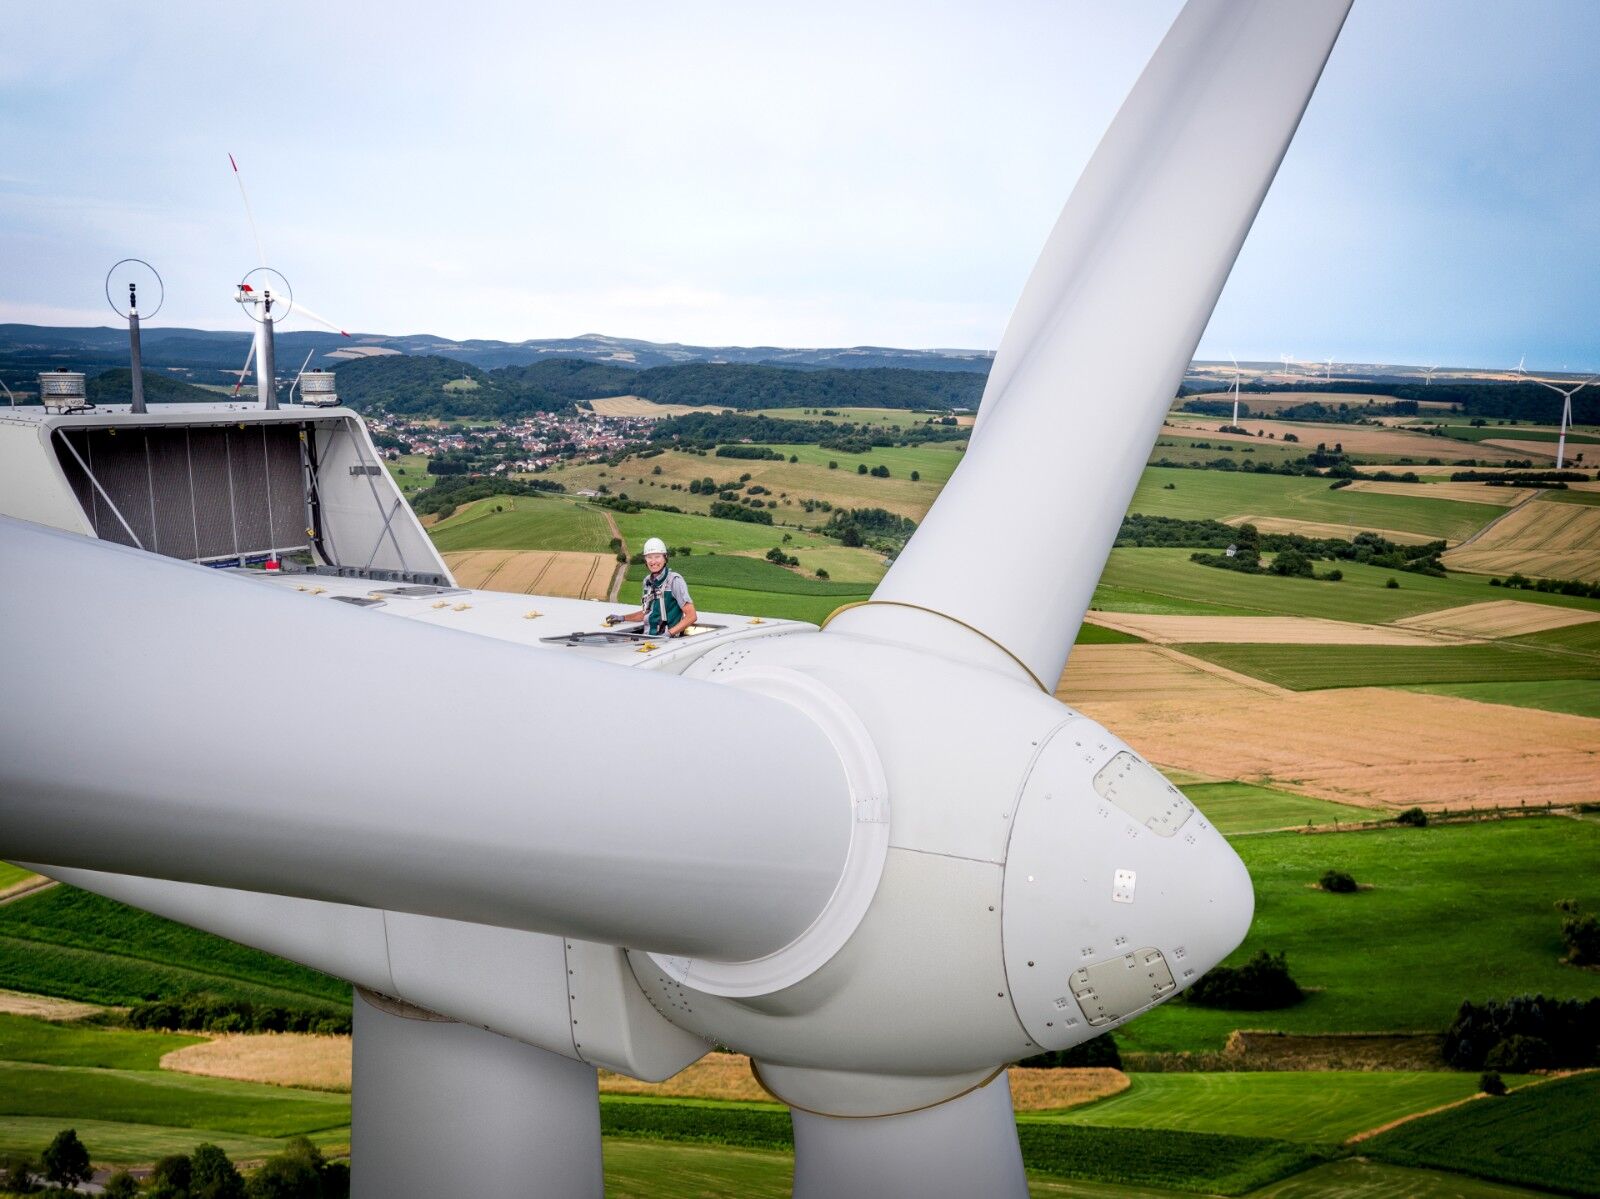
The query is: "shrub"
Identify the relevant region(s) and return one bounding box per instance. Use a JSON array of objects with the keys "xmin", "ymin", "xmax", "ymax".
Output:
[
  {"xmin": 1, "ymin": 1154, "xmax": 37, "ymax": 1193},
  {"xmin": 1268, "ymin": 547, "xmax": 1314, "ymax": 577},
  {"xmin": 1560, "ymin": 910, "xmax": 1600, "ymax": 966},
  {"xmin": 828, "ymin": 460, "xmax": 838, "ymax": 469},
  {"xmin": 1395, "ymin": 807, "xmax": 1428, "ymax": 827},
  {"xmin": 1186, "ymin": 951, "xmax": 1303, "ymax": 1010},
  {"xmin": 1386, "ymin": 577, "xmax": 1400, "ymax": 589},
  {"xmin": 1444, "ymin": 995, "xmax": 1600, "ymax": 1070},
  {"xmin": 815, "ymin": 569, "xmax": 830, "ymax": 579},
  {"xmin": 1484, "ymin": 1034, "xmax": 1552, "ymax": 1073},
  {"xmin": 1478, "ymin": 1070, "xmax": 1507, "ymax": 1096},
  {"xmin": 104, "ymin": 1172, "xmax": 141, "ymax": 1199},
  {"xmin": 1019, "ymin": 1032, "xmax": 1121, "ymax": 1070},
  {"xmin": 1322, "ymin": 568, "xmax": 1344, "ymax": 581},
  {"xmin": 1319, "ymin": 869, "xmax": 1357, "ymax": 893},
  {"xmin": 910, "ymin": 470, "xmax": 920, "ymax": 481},
  {"xmin": 857, "ymin": 463, "xmax": 868, "ymax": 474}
]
